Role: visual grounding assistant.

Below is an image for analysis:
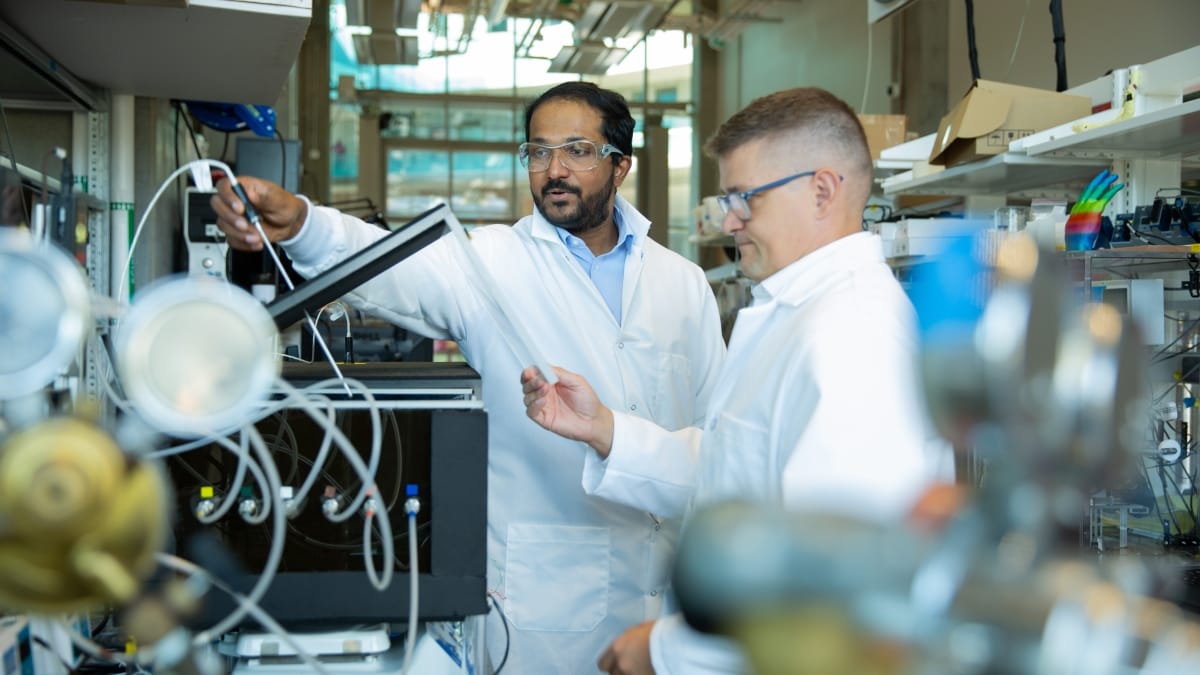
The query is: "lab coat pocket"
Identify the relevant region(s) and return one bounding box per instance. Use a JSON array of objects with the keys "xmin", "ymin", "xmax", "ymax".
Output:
[
  {"xmin": 505, "ymin": 523, "xmax": 610, "ymax": 632},
  {"xmin": 699, "ymin": 414, "xmax": 772, "ymax": 502},
  {"xmin": 651, "ymin": 353, "xmax": 693, "ymax": 427}
]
